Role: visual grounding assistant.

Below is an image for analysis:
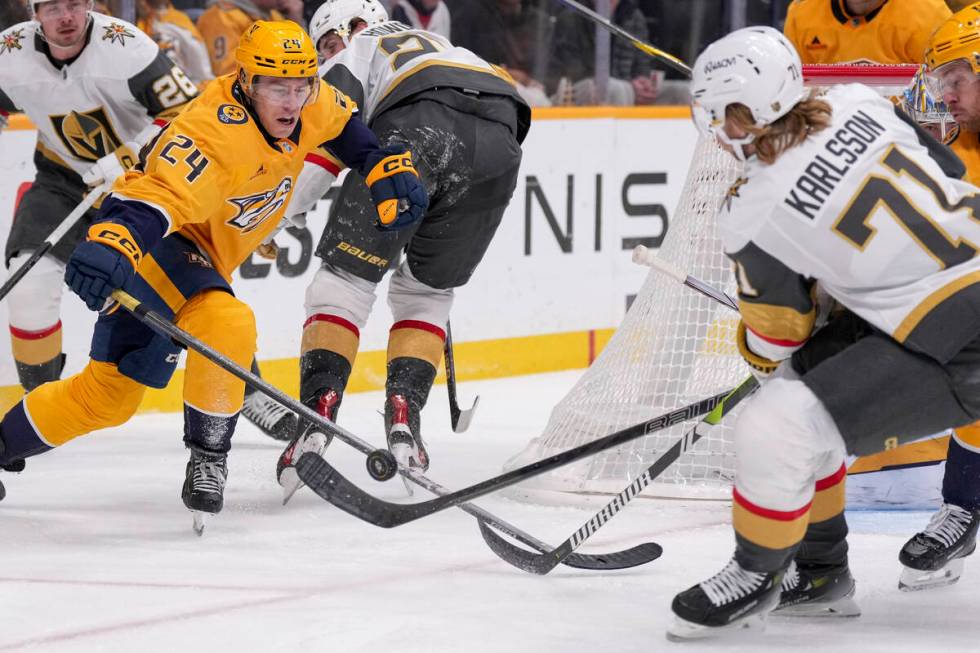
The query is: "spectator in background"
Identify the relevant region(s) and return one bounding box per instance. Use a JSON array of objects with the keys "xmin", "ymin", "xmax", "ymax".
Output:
[
  {"xmin": 197, "ymin": 0, "xmax": 304, "ymax": 75},
  {"xmin": 548, "ymin": 0, "xmax": 656, "ymax": 105},
  {"xmin": 0, "ymin": 0, "xmax": 28, "ymax": 32},
  {"xmin": 784, "ymin": 0, "xmax": 950, "ymax": 64},
  {"xmin": 451, "ymin": 0, "xmax": 552, "ymax": 106},
  {"xmin": 390, "ymin": 0, "xmax": 449, "ymax": 38},
  {"xmin": 138, "ymin": 0, "xmax": 214, "ymax": 85}
]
